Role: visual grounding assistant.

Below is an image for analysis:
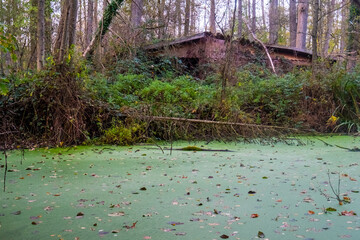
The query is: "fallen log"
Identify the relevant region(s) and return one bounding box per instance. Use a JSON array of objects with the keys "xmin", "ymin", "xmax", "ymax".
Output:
[{"xmin": 137, "ymin": 115, "xmax": 301, "ymax": 132}]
